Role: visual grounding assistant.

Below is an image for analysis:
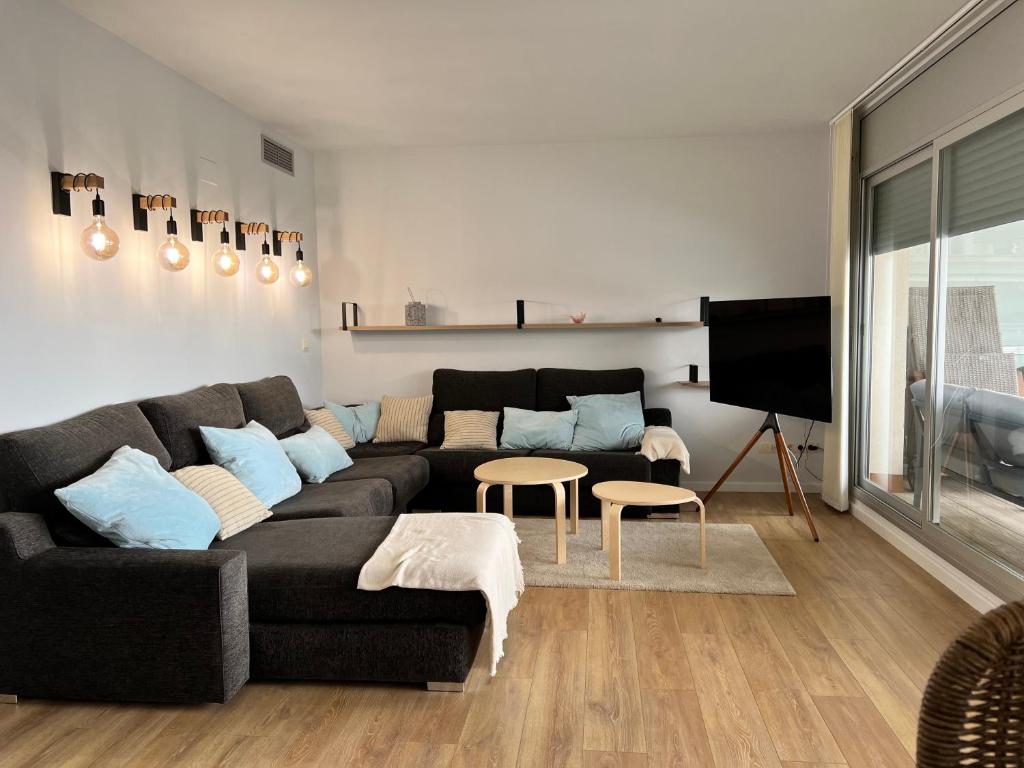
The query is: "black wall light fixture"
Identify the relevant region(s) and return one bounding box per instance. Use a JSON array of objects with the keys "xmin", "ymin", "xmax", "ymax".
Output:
[
  {"xmin": 235, "ymin": 220, "xmax": 269, "ymax": 251},
  {"xmin": 51, "ymin": 171, "xmax": 120, "ymax": 260},
  {"xmin": 134, "ymin": 194, "xmax": 190, "ymax": 272},
  {"xmin": 275, "ymin": 231, "xmax": 312, "ymax": 287},
  {"xmin": 190, "ymin": 208, "xmax": 230, "ymax": 242}
]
